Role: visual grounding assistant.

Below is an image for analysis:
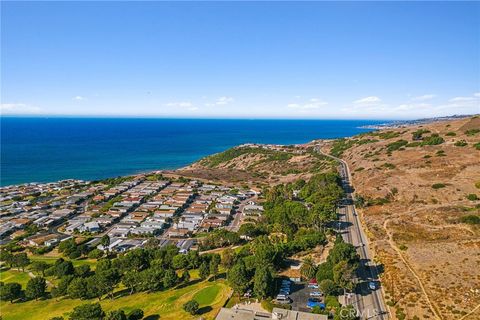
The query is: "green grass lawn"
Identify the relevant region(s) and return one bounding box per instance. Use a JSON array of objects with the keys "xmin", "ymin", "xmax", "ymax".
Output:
[
  {"xmin": 0, "ymin": 269, "xmax": 31, "ymax": 288},
  {"xmin": 0, "ymin": 279, "xmax": 231, "ymax": 320},
  {"xmin": 29, "ymin": 255, "xmax": 97, "ymax": 269}
]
